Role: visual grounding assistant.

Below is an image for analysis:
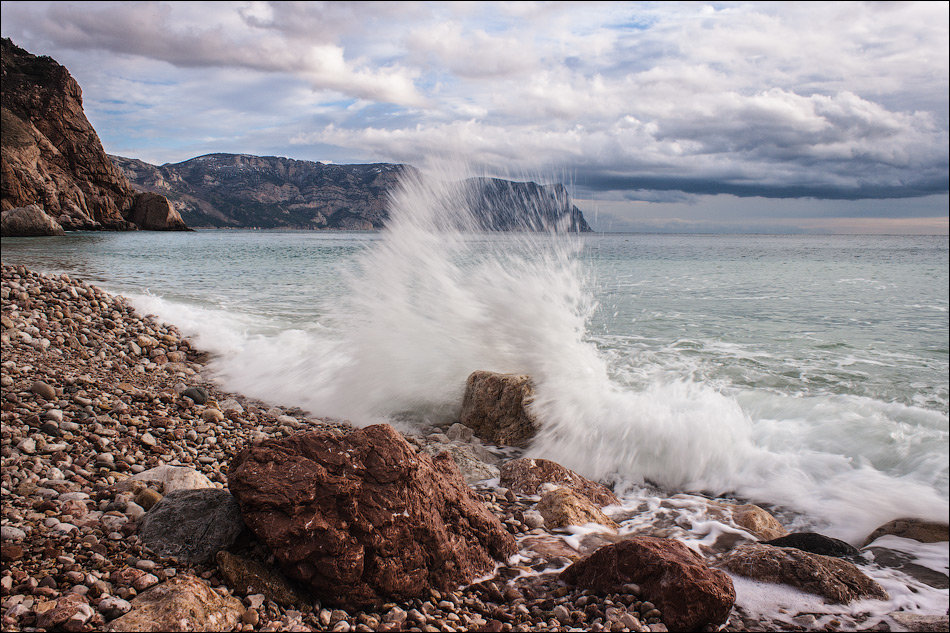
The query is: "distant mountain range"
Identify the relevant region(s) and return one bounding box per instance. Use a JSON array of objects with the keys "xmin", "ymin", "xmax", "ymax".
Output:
[{"xmin": 111, "ymin": 153, "xmax": 592, "ymax": 232}]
